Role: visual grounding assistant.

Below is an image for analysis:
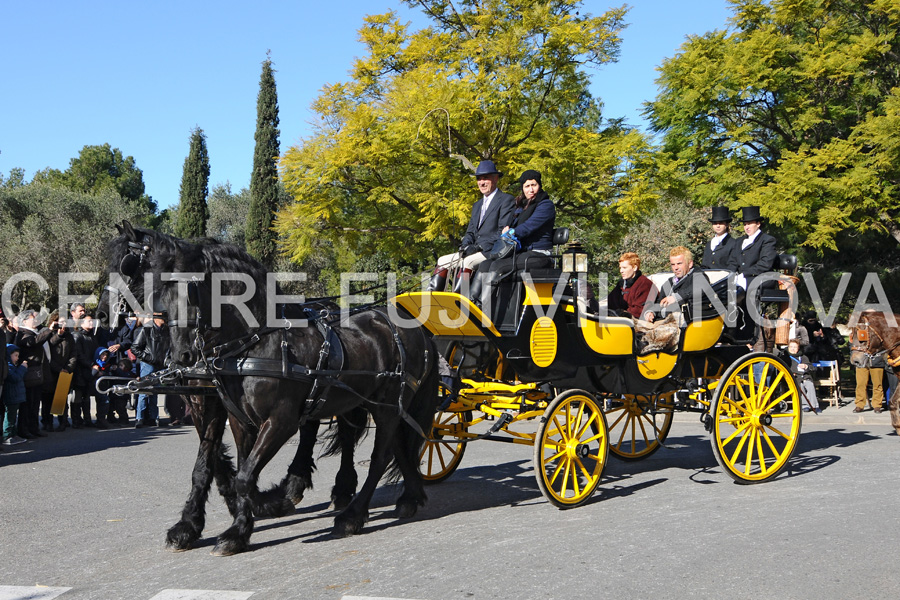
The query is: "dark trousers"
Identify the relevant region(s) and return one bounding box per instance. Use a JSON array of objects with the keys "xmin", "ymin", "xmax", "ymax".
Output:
[
  {"xmin": 41, "ymin": 390, "xmax": 54, "ymax": 427},
  {"xmin": 108, "ymin": 395, "xmax": 129, "ymax": 423},
  {"xmin": 19, "ymin": 386, "xmax": 41, "ymax": 435}
]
